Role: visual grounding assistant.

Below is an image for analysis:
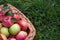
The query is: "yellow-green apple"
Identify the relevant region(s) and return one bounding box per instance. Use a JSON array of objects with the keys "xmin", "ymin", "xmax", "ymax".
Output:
[
  {"xmin": 9, "ymin": 24, "xmax": 20, "ymax": 35},
  {"xmin": 1, "ymin": 27, "xmax": 10, "ymax": 37}
]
